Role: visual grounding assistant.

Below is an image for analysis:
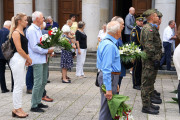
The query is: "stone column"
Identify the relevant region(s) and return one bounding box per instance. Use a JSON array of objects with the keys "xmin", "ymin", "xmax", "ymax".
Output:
[
  {"xmin": 0, "ymin": 0, "xmax": 3, "ymax": 28},
  {"xmin": 82, "ymin": 0, "xmax": 109, "ymax": 51},
  {"xmin": 14, "ymin": 0, "xmax": 32, "ymax": 16},
  {"xmin": 35, "ymin": 0, "xmax": 52, "ymax": 18},
  {"xmin": 52, "ymin": 0, "xmax": 58, "ymax": 22},
  {"xmin": 155, "ymin": 0, "xmax": 176, "ymax": 40}
]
